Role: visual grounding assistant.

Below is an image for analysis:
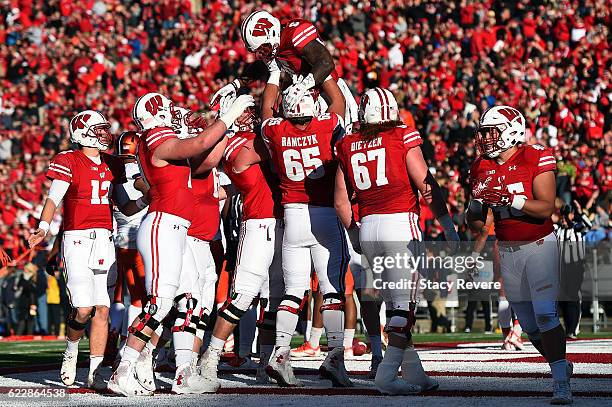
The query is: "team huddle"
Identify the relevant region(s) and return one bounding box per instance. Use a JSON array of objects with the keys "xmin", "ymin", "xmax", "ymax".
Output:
[{"xmin": 27, "ymin": 10, "xmax": 573, "ymax": 405}]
